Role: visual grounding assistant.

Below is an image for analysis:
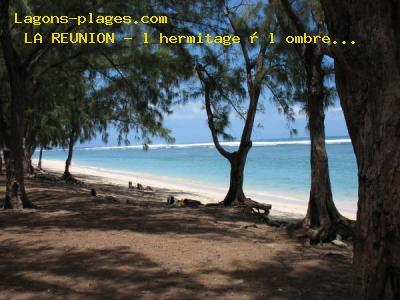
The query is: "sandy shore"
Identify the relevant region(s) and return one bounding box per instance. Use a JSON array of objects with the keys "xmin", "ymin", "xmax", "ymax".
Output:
[
  {"xmin": 35, "ymin": 159, "xmax": 356, "ymax": 220},
  {"xmin": 0, "ymin": 172, "xmax": 353, "ymax": 299}
]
